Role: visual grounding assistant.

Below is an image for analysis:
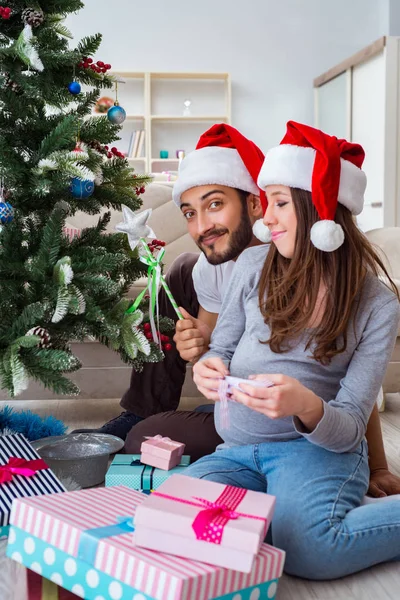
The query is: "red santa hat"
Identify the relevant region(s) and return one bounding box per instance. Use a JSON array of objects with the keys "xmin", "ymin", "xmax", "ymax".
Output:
[
  {"xmin": 173, "ymin": 124, "xmax": 267, "ymax": 218},
  {"xmin": 257, "ymin": 121, "xmax": 367, "ymax": 252}
]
